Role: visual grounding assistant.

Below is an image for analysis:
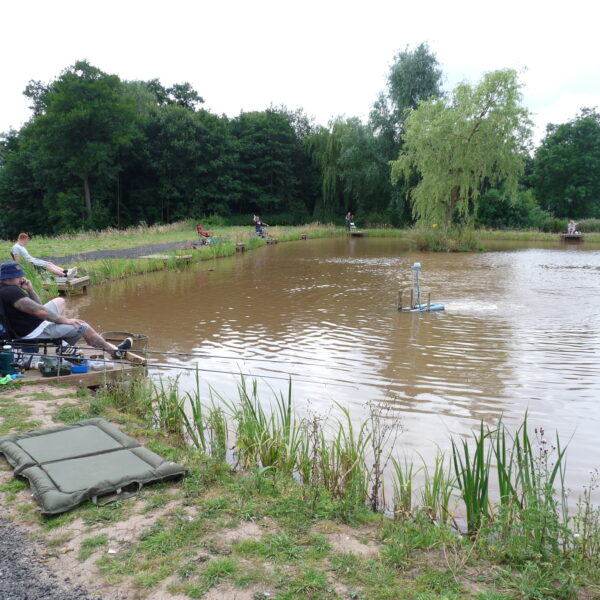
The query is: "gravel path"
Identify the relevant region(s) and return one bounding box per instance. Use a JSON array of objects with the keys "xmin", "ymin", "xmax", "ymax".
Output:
[
  {"xmin": 0, "ymin": 518, "xmax": 100, "ymax": 600},
  {"xmin": 41, "ymin": 240, "xmax": 195, "ymax": 265}
]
